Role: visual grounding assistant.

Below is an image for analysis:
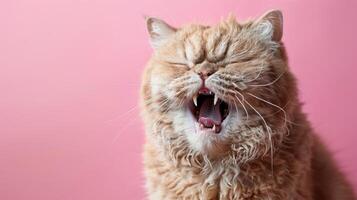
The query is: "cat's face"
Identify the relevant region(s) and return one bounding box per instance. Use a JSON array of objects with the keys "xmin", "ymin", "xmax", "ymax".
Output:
[{"xmin": 142, "ymin": 10, "xmax": 296, "ymax": 160}]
